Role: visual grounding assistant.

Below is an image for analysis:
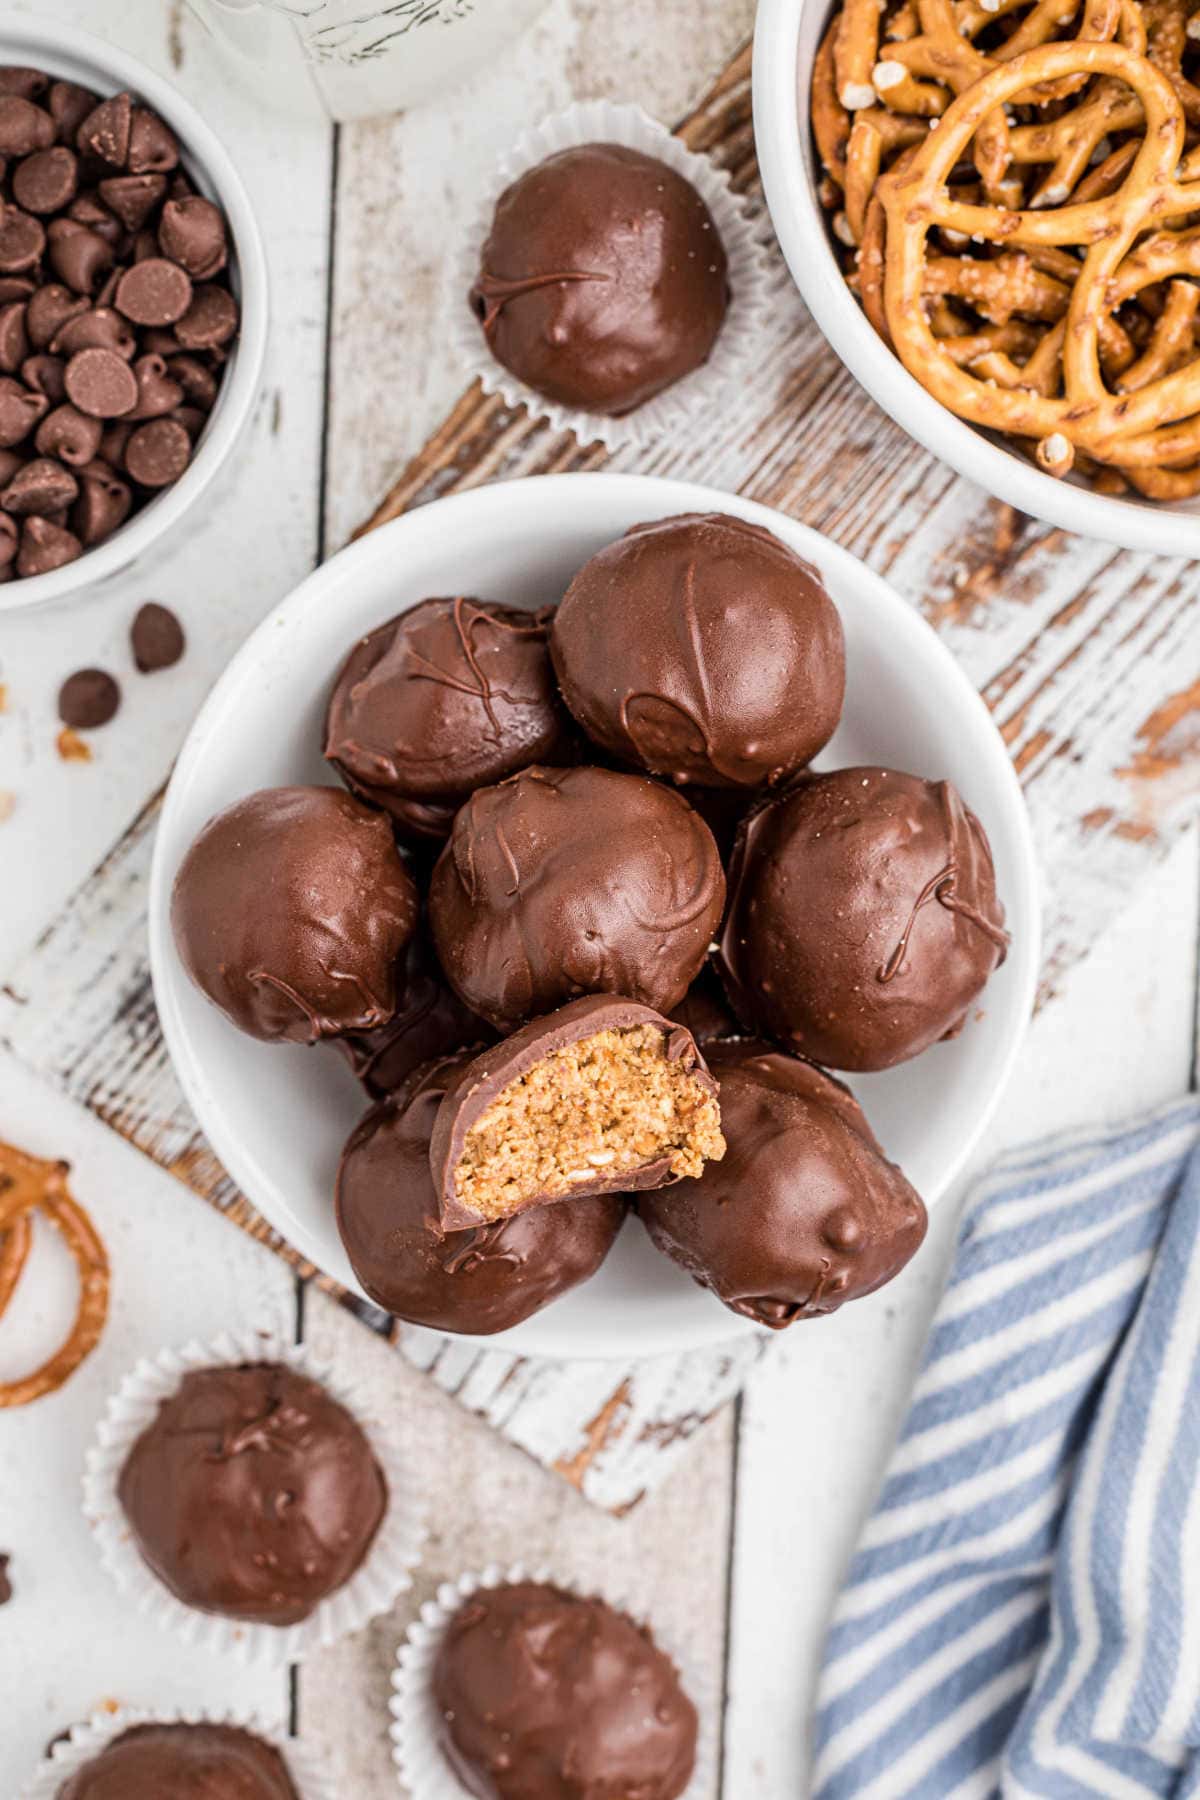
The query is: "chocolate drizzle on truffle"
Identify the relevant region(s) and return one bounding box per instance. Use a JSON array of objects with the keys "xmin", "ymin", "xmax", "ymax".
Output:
[
  {"xmin": 116, "ymin": 1362, "xmax": 387, "ymax": 1627},
  {"xmin": 433, "ymin": 1580, "xmax": 698, "ymax": 1800}
]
